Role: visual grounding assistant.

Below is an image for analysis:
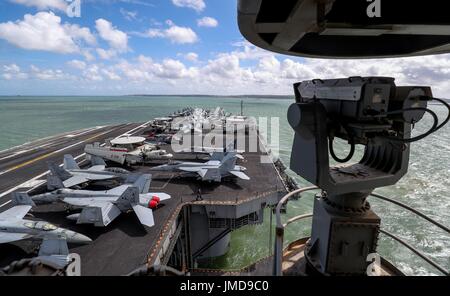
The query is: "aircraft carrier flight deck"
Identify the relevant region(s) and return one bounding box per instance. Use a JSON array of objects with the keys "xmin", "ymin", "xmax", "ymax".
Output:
[{"xmin": 0, "ymin": 113, "xmax": 289, "ymax": 276}]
